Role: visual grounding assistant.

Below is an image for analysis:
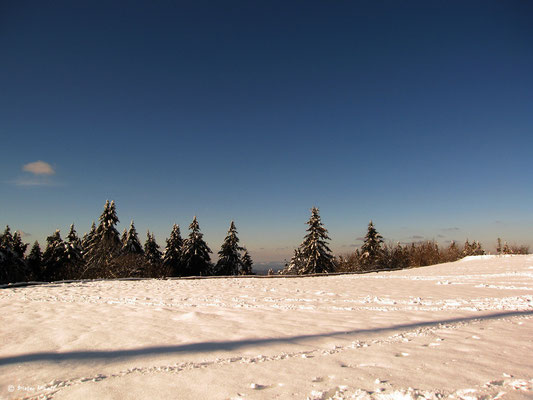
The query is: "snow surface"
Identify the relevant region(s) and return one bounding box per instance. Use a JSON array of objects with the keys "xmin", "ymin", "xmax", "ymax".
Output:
[{"xmin": 1, "ymin": 255, "xmax": 533, "ymax": 399}]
